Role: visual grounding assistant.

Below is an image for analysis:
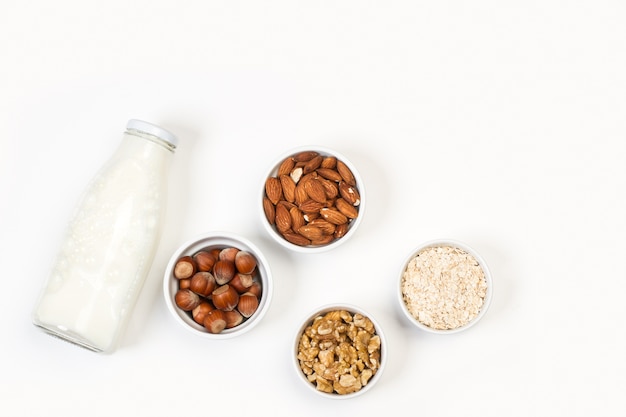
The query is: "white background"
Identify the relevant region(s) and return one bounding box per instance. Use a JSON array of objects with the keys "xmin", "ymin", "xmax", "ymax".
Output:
[{"xmin": 1, "ymin": 1, "xmax": 625, "ymax": 415}]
